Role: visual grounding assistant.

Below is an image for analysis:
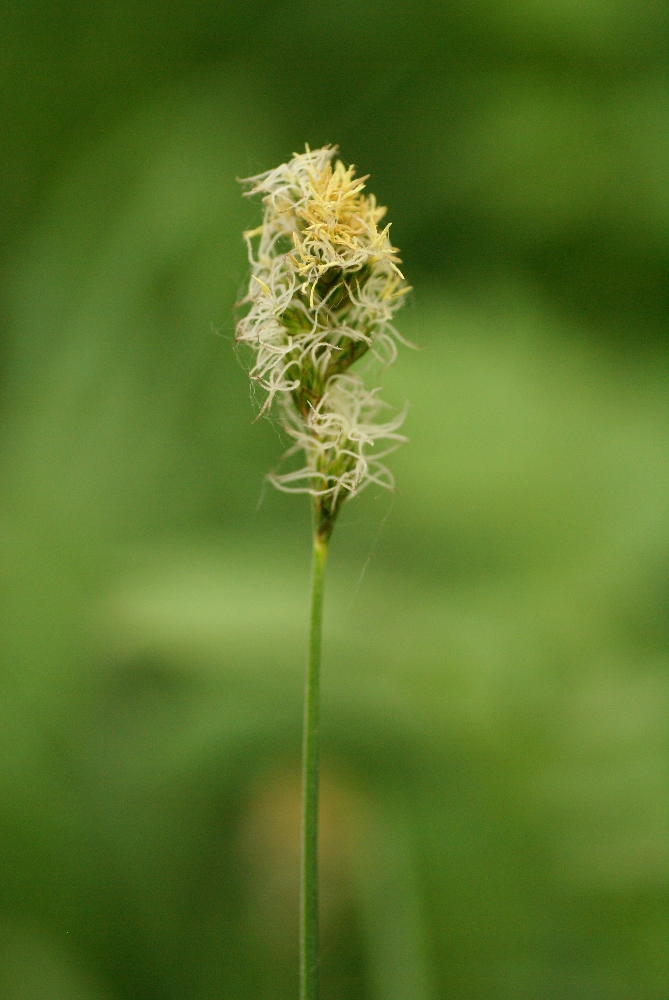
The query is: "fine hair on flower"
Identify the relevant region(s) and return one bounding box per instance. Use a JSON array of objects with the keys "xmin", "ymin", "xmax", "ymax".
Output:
[{"xmin": 235, "ymin": 144, "xmax": 410, "ymax": 534}]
